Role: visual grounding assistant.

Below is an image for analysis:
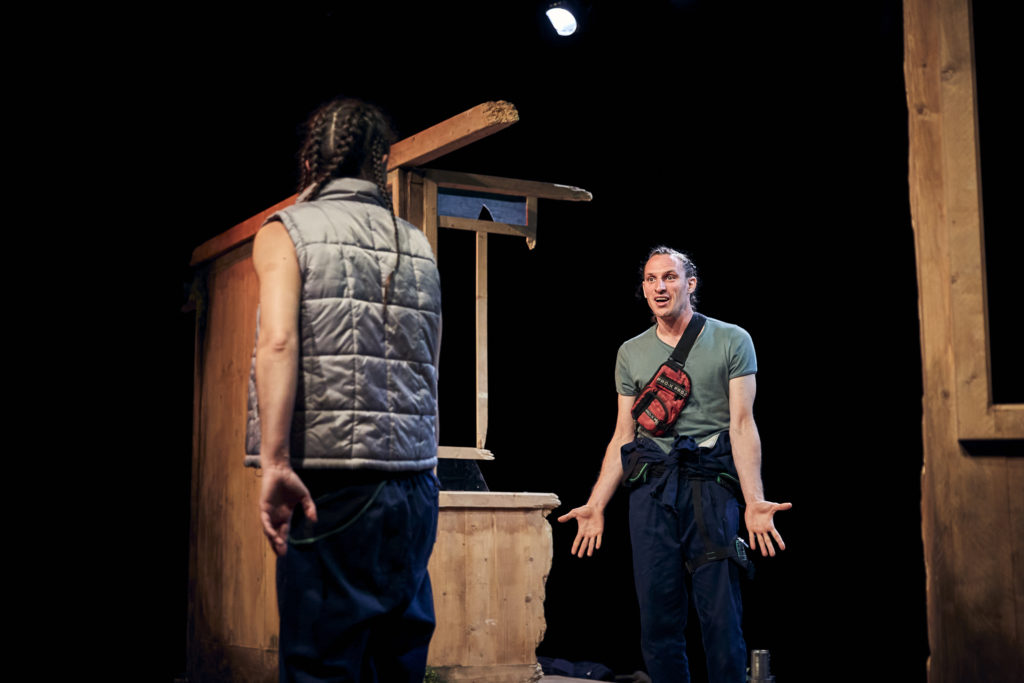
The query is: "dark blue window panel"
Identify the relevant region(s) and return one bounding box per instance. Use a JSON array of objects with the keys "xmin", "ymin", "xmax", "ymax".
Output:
[{"xmin": 438, "ymin": 188, "xmax": 526, "ymax": 226}]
